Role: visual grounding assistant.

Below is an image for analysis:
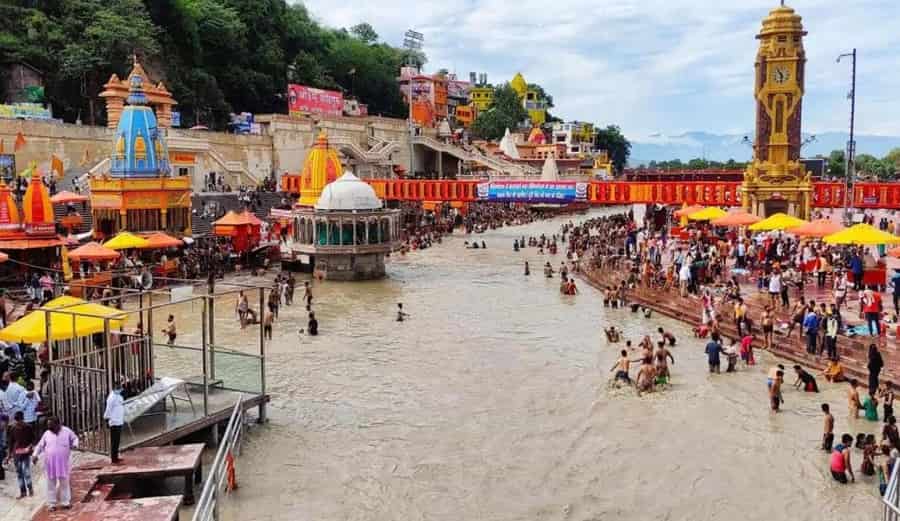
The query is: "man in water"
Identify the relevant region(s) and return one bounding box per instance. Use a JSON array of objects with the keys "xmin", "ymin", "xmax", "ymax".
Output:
[
  {"xmin": 307, "ymin": 312, "xmax": 318, "ymax": 336},
  {"xmin": 657, "ymin": 327, "xmax": 676, "ymax": 346},
  {"xmin": 793, "ymin": 365, "xmax": 819, "ymax": 392},
  {"xmin": 822, "ymin": 403, "xmax": 835, "ymax": 451},
  {"xmin": 770, "ymin": 370, "xmax": 784, "ymax": 412},
  {"xmin": 848, "ymin": 379, "xmax": 862, "ymax": 418},
  {"xmin": 304, "ymin": 281, "xmax": 313, "ymax": 310},
  {"xmin": 162, "ymin": 315, "xmax": 176, "ymax": 346},
  {"xmin": 610, "ymin": 350, "xmax": 631, "ymax": 384},
  {"xmin": 705, "ymin": 334, "xmax": 724, "ymax": 374},
  {"xmin": 397, "ymin": 303, "xmax": 409, "ymax": 322},
  {"xmin": 635, "ymin": 357, "xmax": 656, "ymax": 396},
  {"xmin": 831, "ymin": 433, "xmax": 856, "ymax": 483},
  {"xmin": 654, "ymin": 341, "xmax": 675, "ymax": 384}
]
